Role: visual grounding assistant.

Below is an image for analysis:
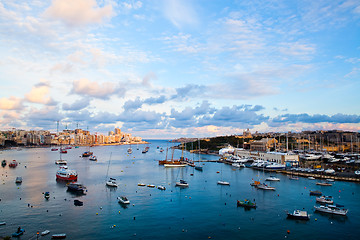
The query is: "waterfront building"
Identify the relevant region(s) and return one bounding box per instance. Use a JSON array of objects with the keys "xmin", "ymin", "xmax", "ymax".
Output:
[{"xmin": 235, "ymin": 149, "xmax": 299, "ymax": 166}]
